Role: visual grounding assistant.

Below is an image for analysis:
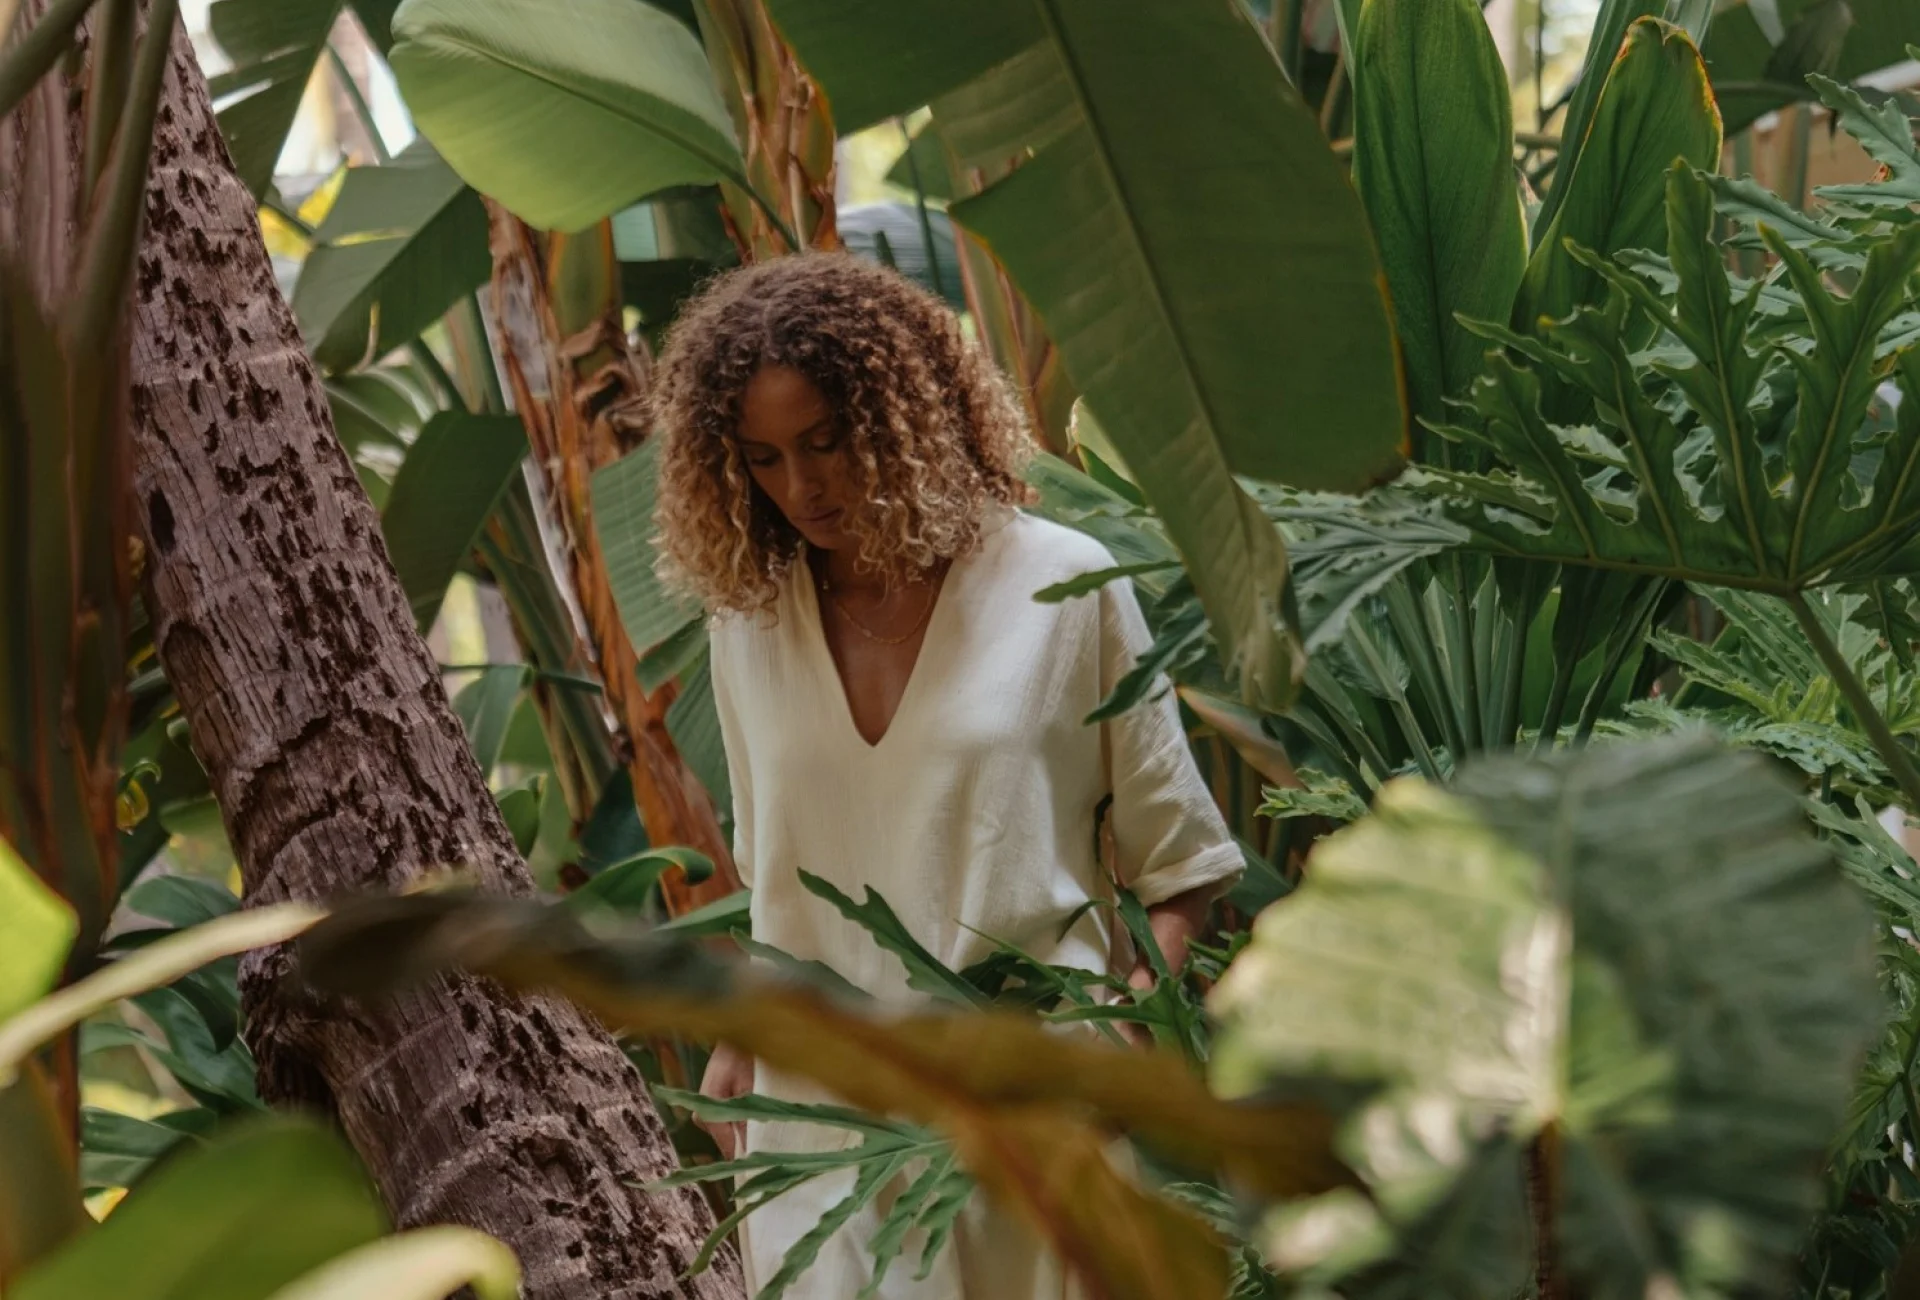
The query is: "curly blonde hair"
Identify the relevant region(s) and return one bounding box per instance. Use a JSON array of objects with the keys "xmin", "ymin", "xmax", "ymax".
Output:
[{"xmin": 650, "ymin": 253, "xmax": 1034, "ymax": 613}]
